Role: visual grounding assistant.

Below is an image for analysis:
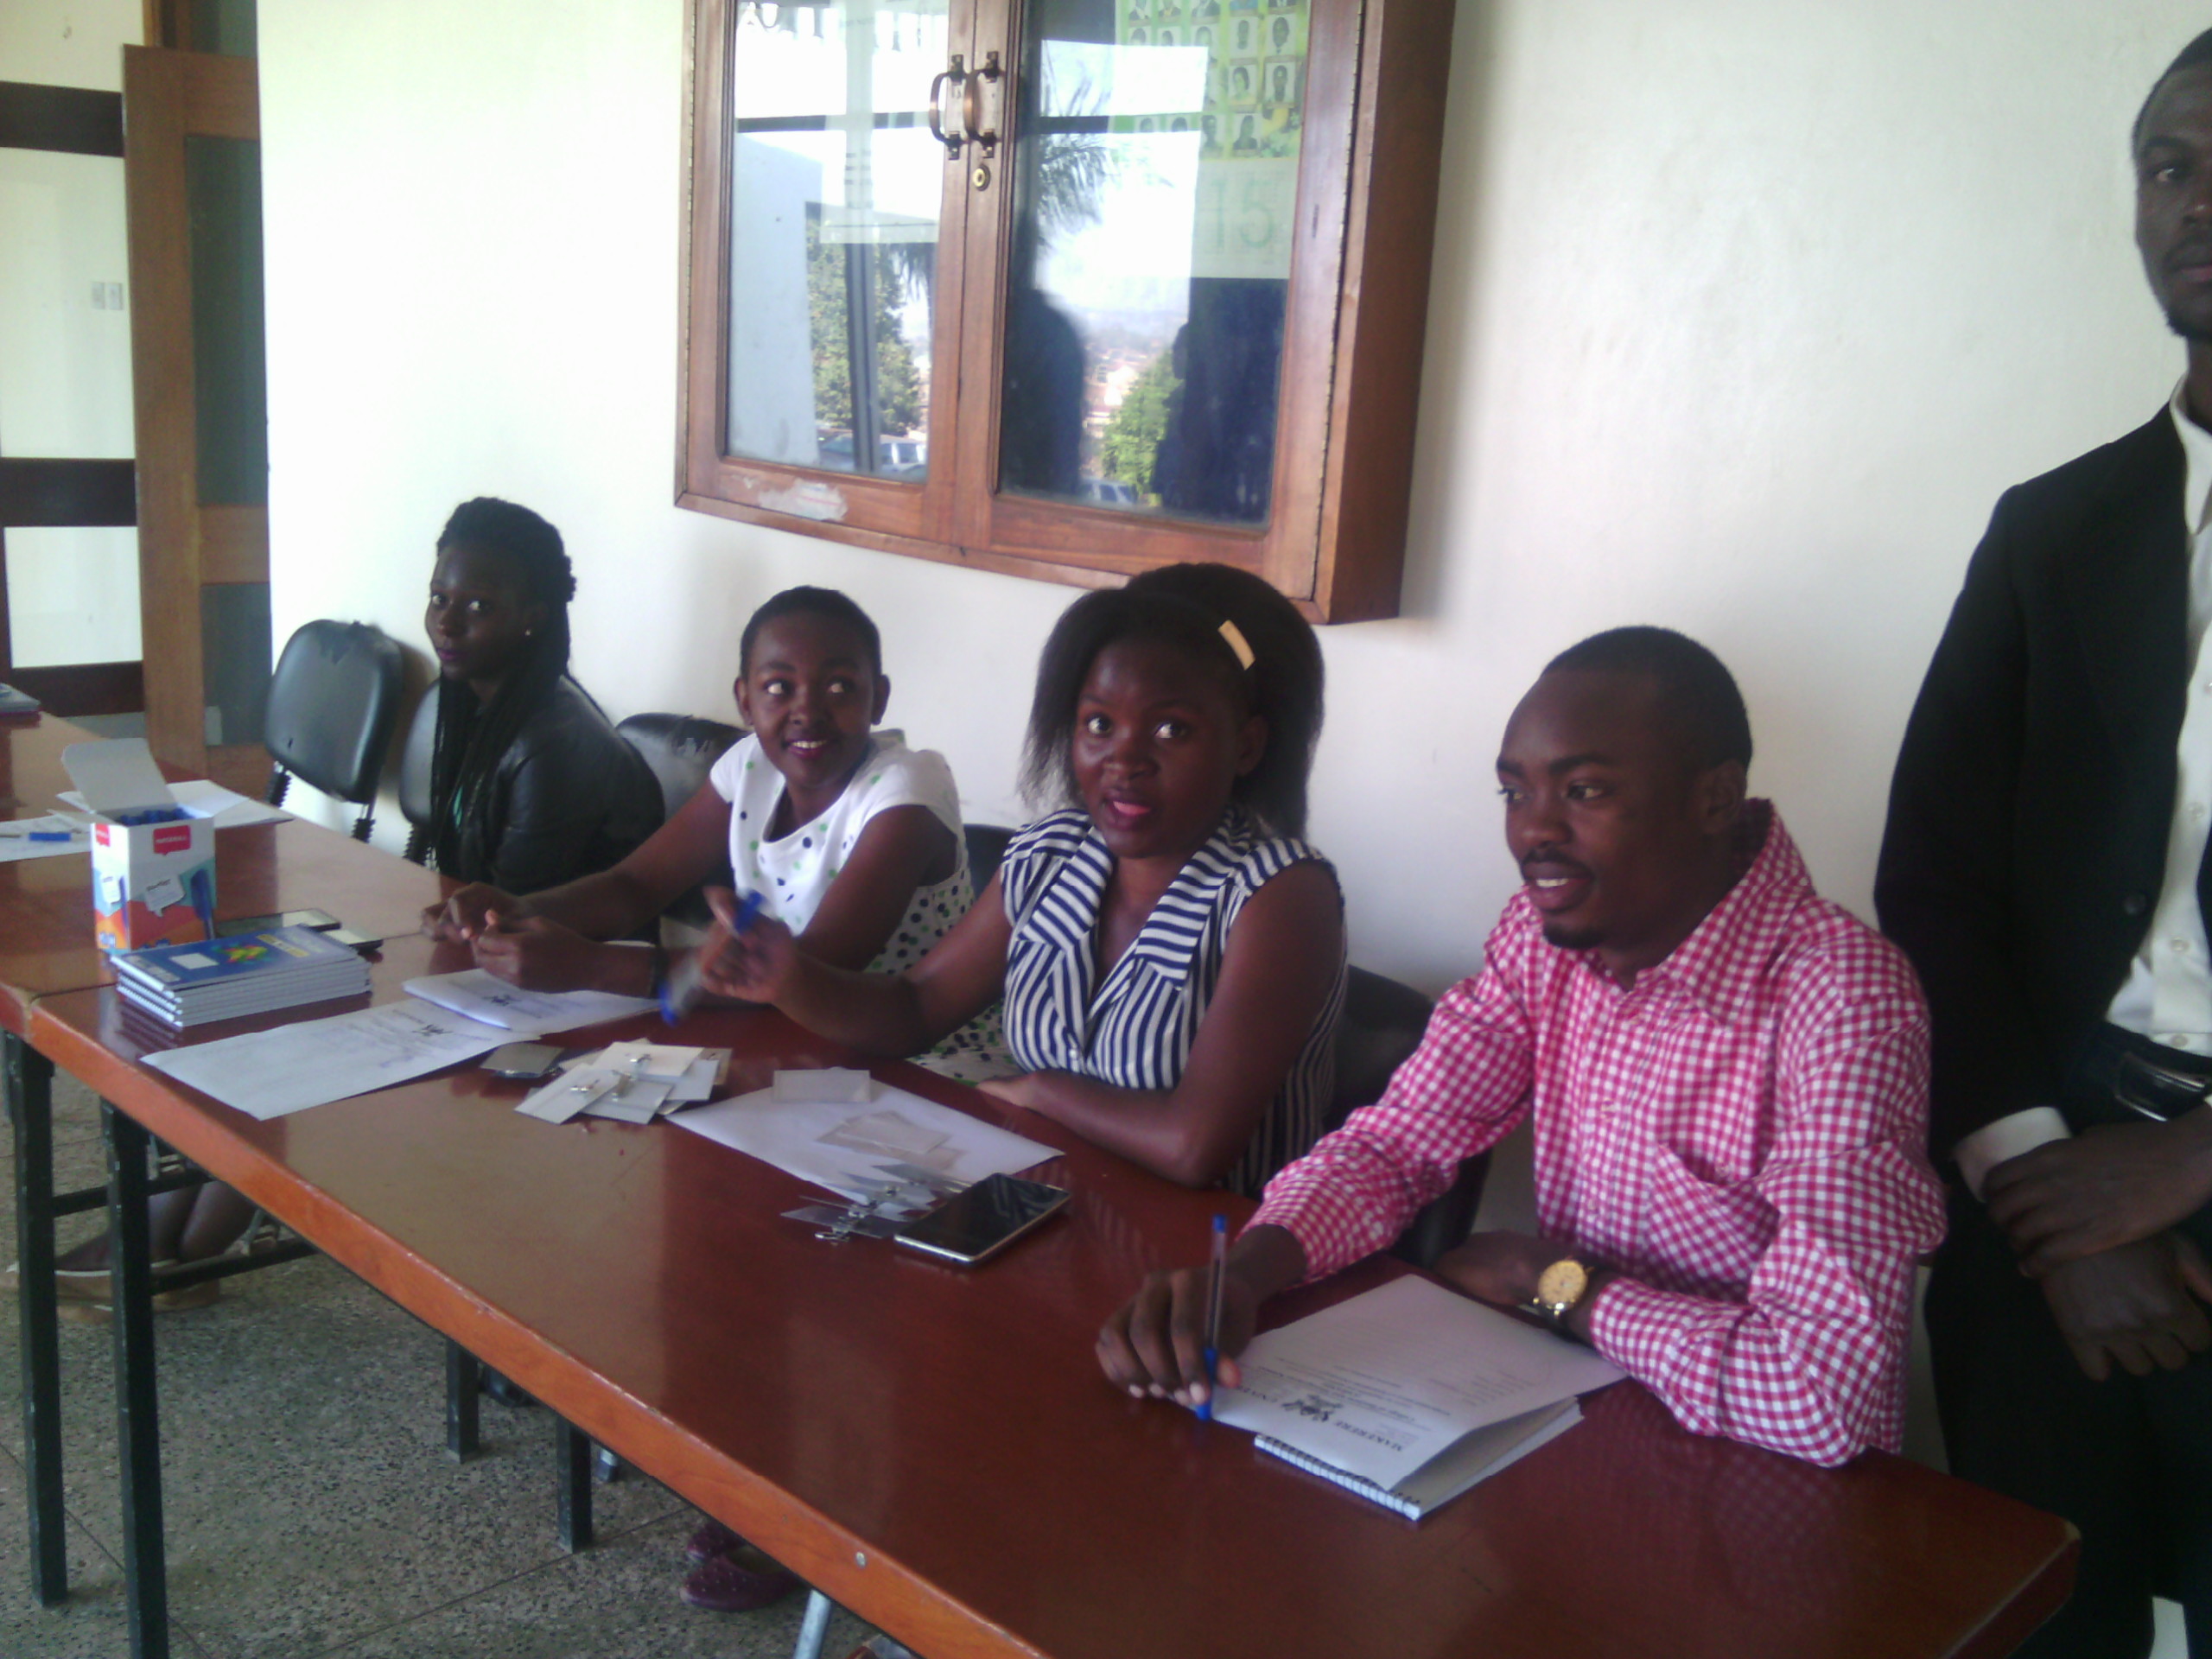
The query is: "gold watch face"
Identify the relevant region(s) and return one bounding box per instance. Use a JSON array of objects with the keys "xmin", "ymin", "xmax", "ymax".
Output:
[{"xmin": 1536, "ymin": 1257, "xmax": 1588, "ymax": 1313}]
